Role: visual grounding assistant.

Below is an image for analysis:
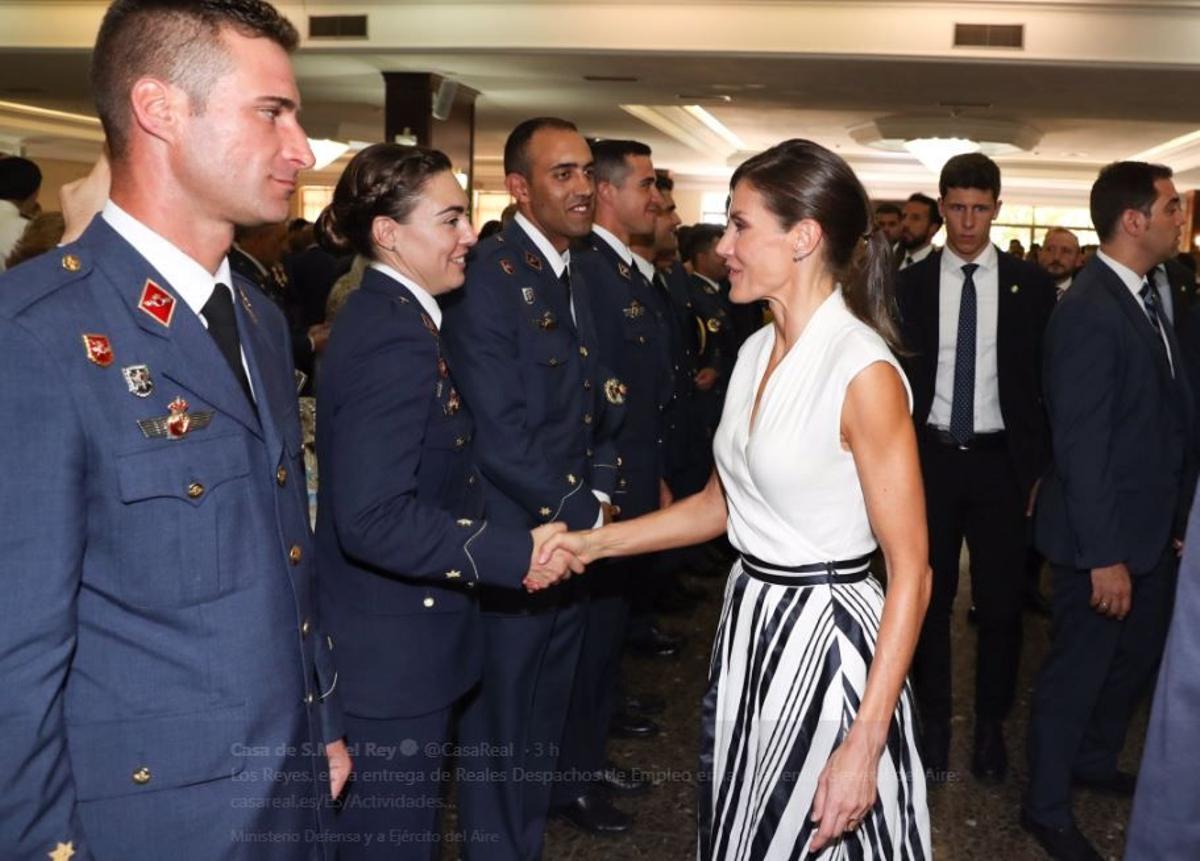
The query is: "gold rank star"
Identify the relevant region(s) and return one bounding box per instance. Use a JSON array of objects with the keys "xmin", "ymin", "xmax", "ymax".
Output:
[{"xmin": 49, "ymin": 842, "xmax": 76, "ymax": 861}]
